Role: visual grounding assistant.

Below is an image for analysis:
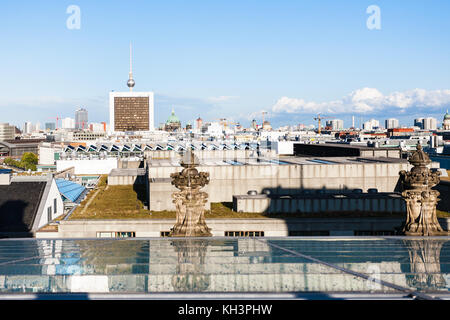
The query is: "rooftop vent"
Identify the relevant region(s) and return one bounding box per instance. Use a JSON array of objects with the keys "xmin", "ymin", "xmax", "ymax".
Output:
[{"xmin": 0, "ymin": 173, "xmax": 11, "ymax": 185}]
